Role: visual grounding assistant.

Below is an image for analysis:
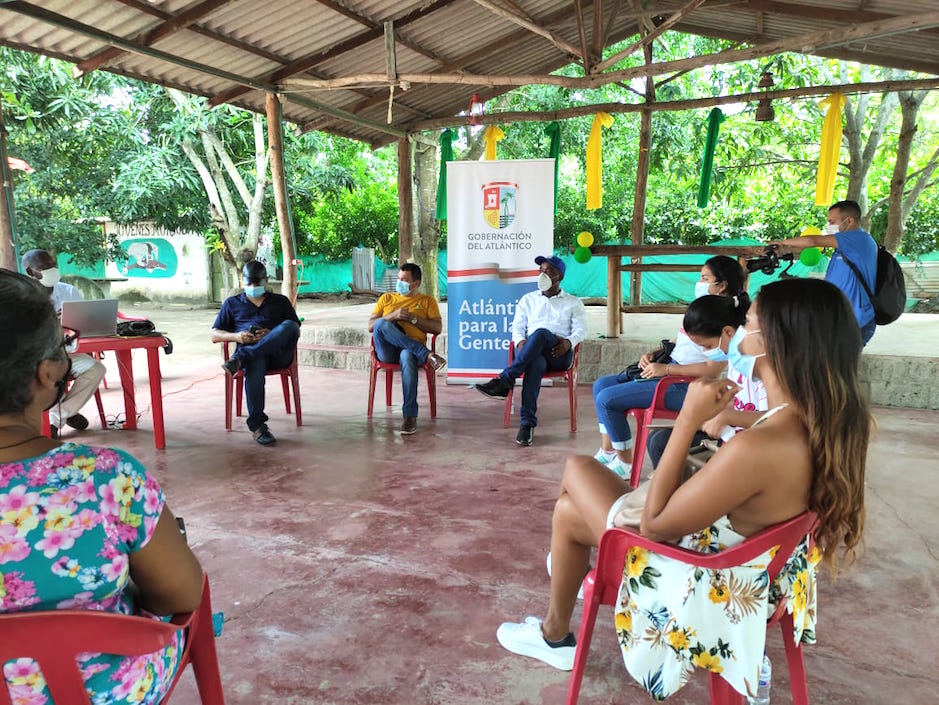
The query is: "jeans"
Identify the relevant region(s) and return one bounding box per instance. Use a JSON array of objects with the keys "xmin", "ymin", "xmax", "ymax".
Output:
[
  {"xmin": 501, "ymin": 328, "xmax": 573, "ymax": 427},
  {"xmin": 592, "ymin": 372, "xmax": 689, "ymax": 450},
  {"xmin": 860, "ymin": 318, "xmax": 876, "ymax": 346},
  {"xmin": 372, "ymin": 318, "xmax": 431, "ymax": 418},
  {"xmin": 231, "ymin": 320, "xmax": 300, "ymax": 431}
]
